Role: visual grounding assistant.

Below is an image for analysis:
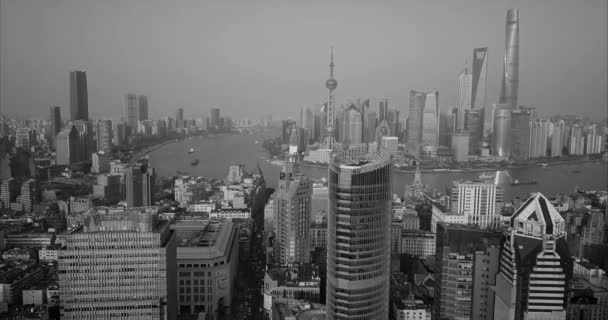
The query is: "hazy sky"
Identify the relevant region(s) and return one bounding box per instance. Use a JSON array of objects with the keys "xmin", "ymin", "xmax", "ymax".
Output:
[{"xmin": 1, "ymin": 0, "xmax": 606, "ymax": 121}]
